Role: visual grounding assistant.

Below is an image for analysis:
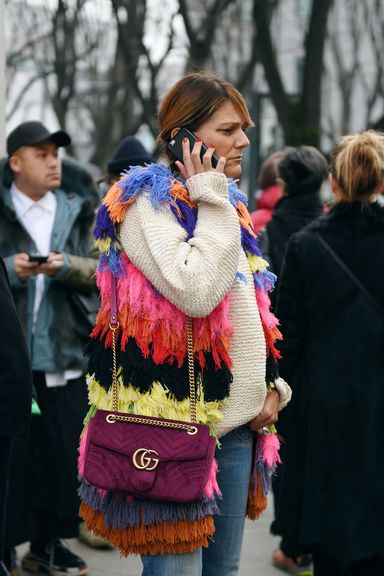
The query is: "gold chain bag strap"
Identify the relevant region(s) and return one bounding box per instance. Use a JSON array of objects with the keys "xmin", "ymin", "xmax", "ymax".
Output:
[{"xmin": 83, "ymin": 275, "xmax": 217, "ymax": 503}]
